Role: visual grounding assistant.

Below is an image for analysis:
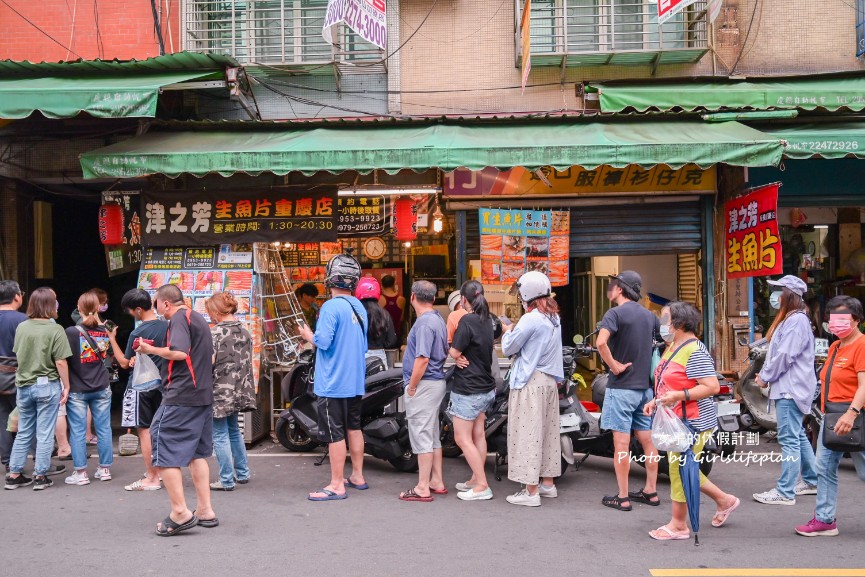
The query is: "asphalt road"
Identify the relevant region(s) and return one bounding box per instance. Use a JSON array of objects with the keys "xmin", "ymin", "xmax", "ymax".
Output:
[{"xmin": 3, "ymin": 438, "xmax": 865, "ymax": 577}]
